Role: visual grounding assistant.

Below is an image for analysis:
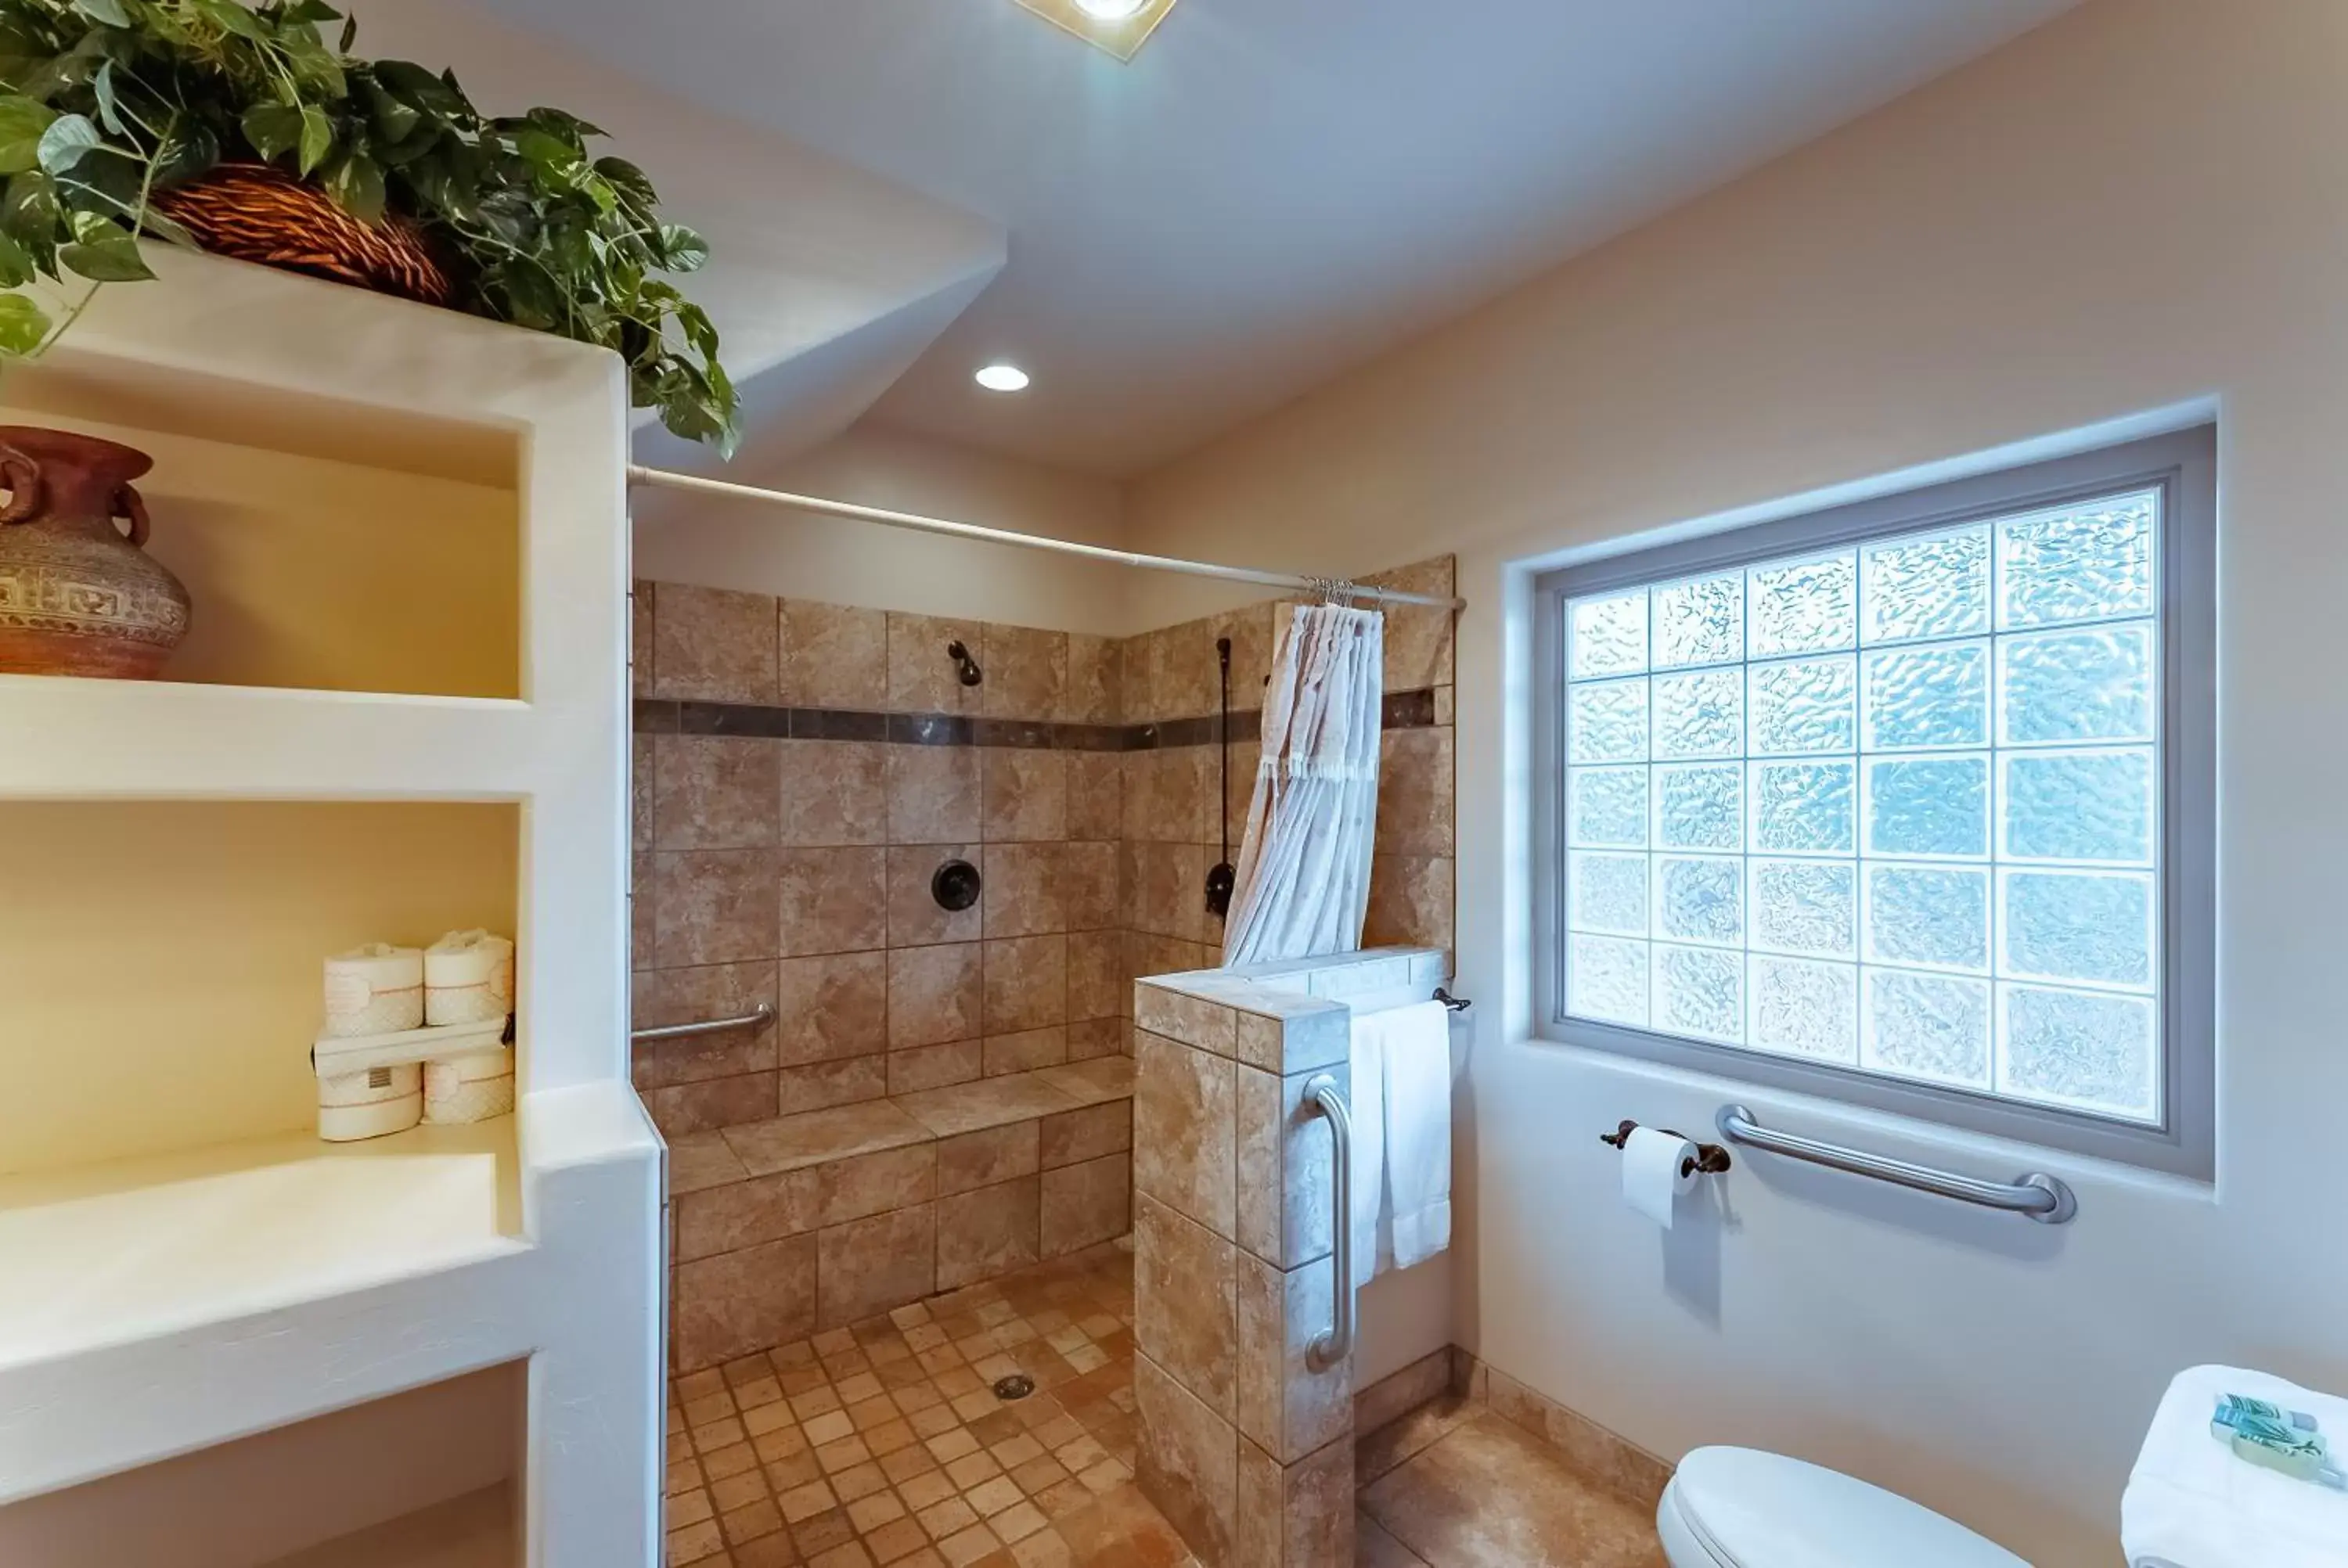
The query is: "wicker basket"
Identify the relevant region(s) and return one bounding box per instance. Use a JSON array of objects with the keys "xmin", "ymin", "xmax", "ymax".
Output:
[{"xmin": 151, "ymin": 162, "xmax": 455, "ymax": 307}]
